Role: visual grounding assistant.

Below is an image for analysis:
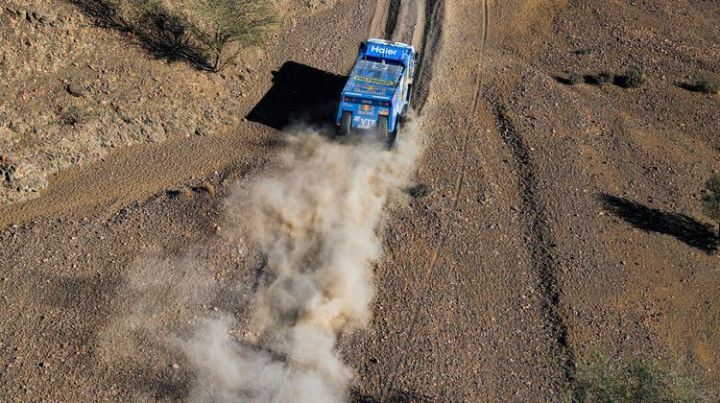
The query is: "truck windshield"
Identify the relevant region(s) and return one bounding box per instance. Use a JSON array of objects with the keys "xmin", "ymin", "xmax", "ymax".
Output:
[{"xmin": 351, "ymin": 60, "xmax": 404, "ymax": 87}]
